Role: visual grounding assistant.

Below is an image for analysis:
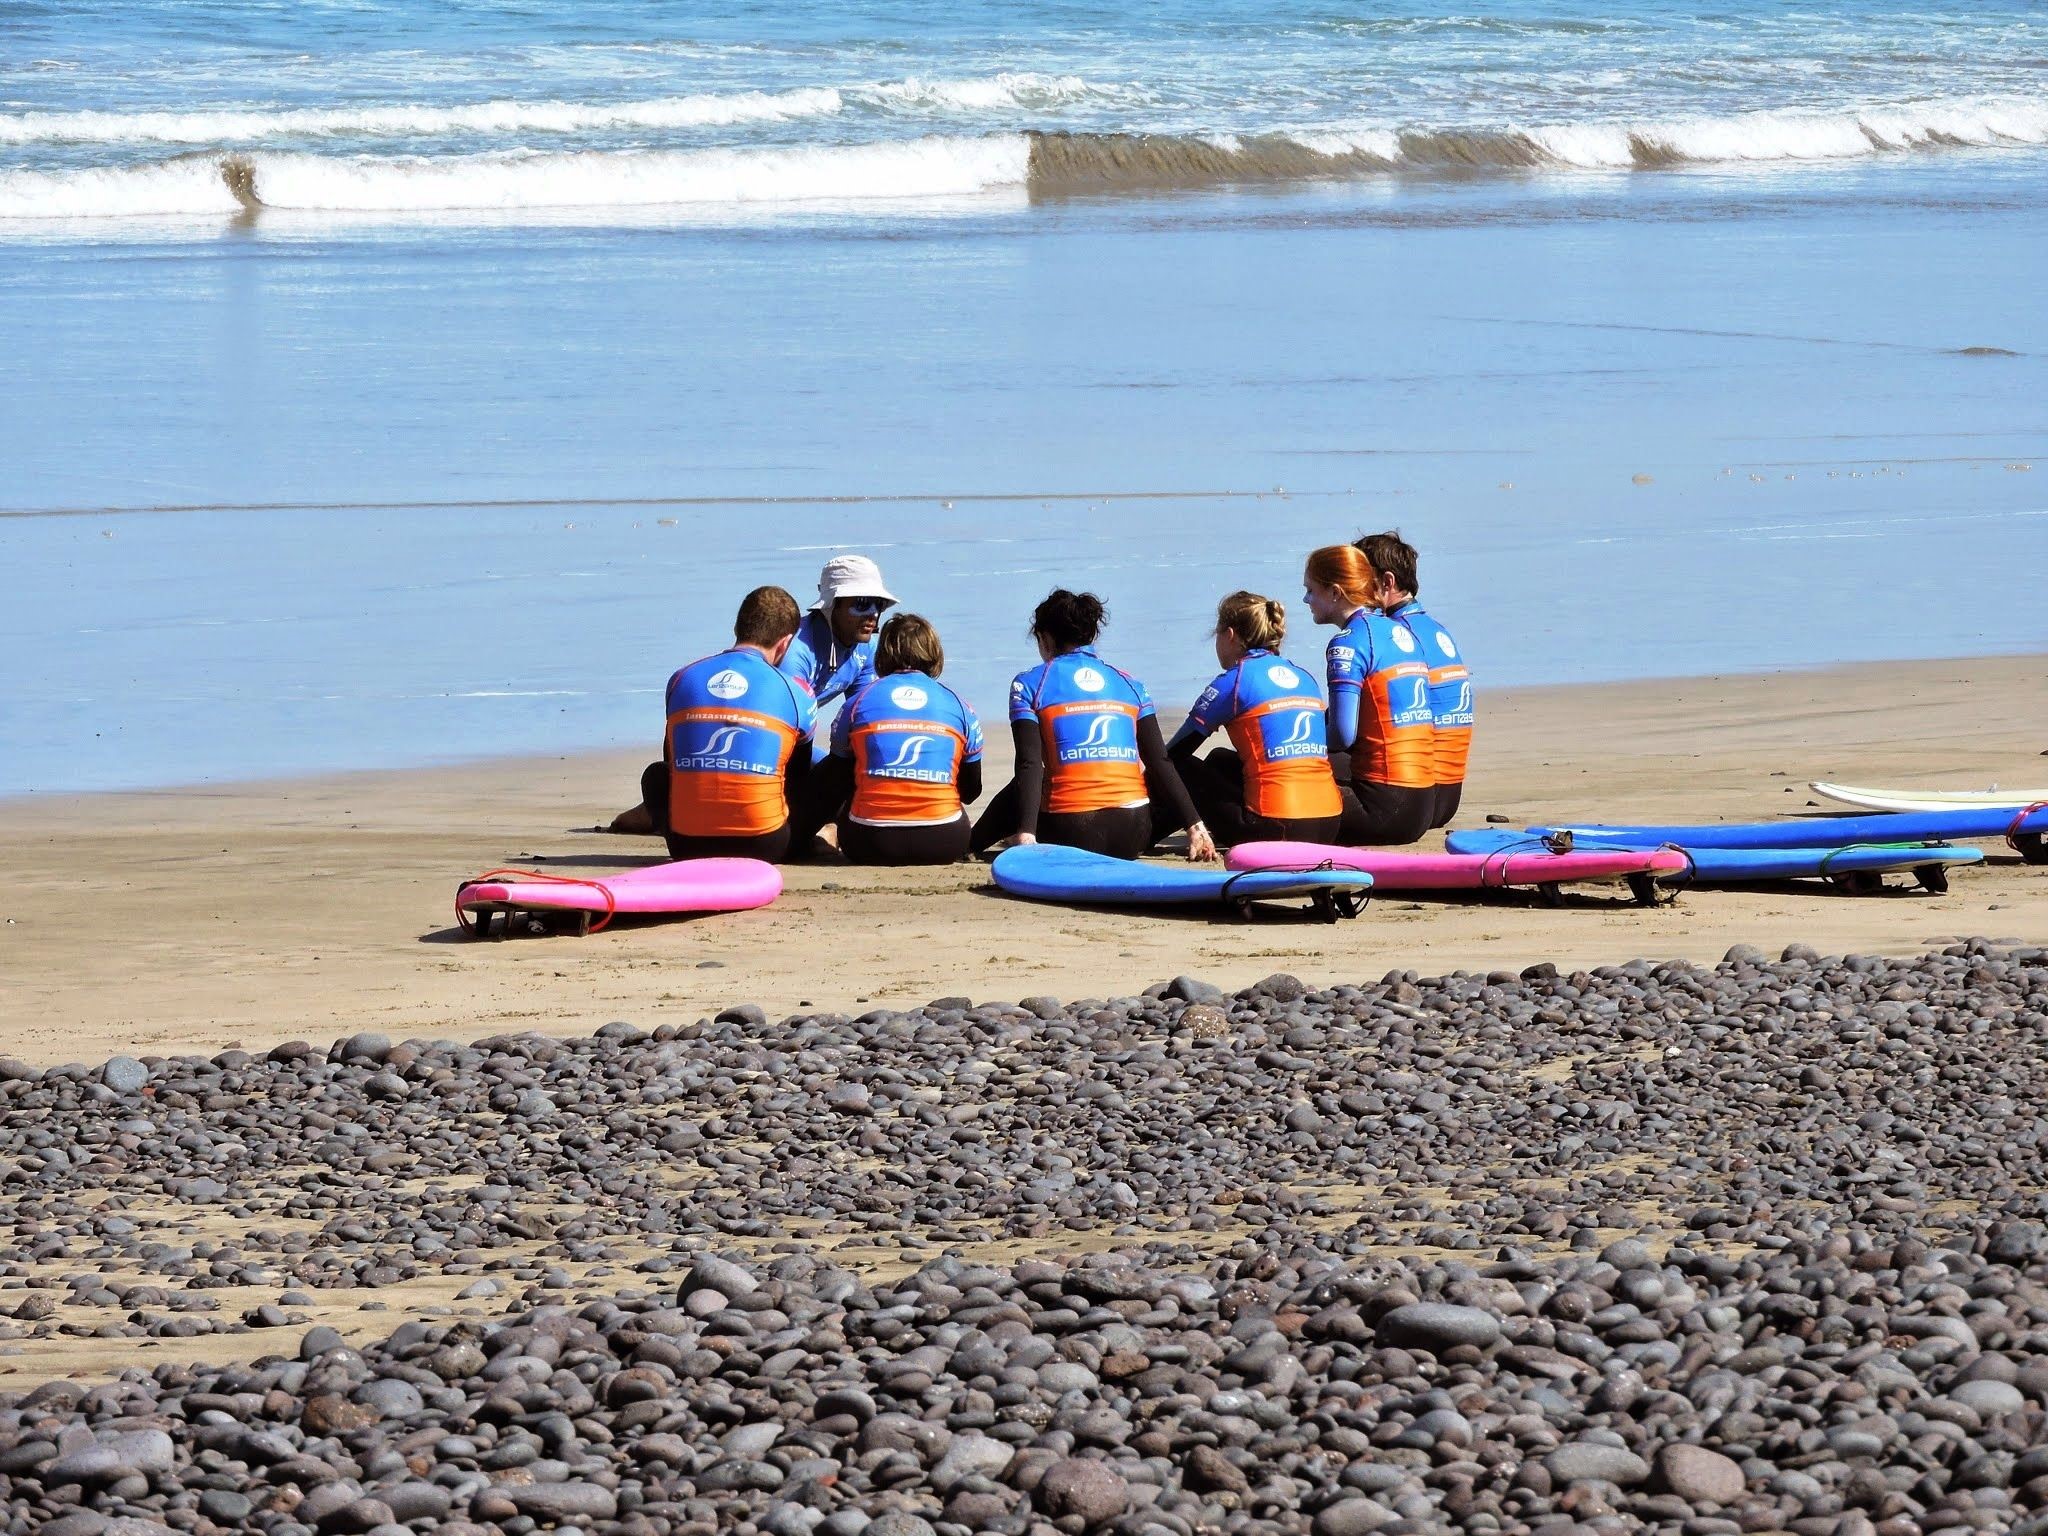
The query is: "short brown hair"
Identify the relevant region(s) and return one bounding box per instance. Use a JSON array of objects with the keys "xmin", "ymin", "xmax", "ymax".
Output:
[
  {"xmin": 874, "ymin": 613, "xmax": 944, "ymax": 678},
  {"xmin": 1215, "ymin": 590, "xmax": 1285, "ymax": 651},
  {"xmin": 1354, "ymin": 530, "xmax": 1419, "ymax": 598},
  {"xmin": 733, "ymin": 585, "xmax": 801, "ymax": 647}
]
